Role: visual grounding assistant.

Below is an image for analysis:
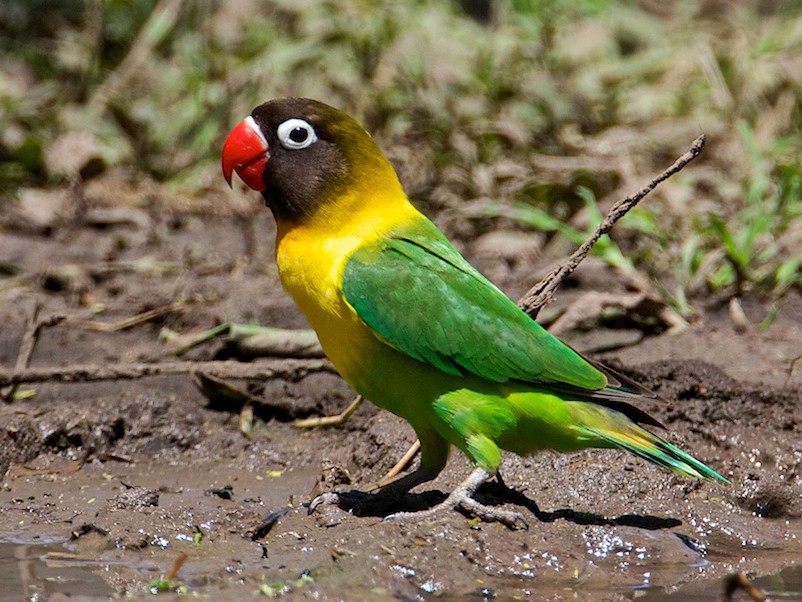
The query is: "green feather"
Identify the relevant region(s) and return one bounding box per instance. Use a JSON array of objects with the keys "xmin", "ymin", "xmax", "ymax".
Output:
[
  {"xmin": 342, "ymin": 216, "xmax": 607, "ymax": 390},
  {"xmin": 340, "ymin": 215, "xmax": 725, "ymax": 483},
  {"xmin": 566, "ymin": 402, "xmax": 729, "ymax": 483}
]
